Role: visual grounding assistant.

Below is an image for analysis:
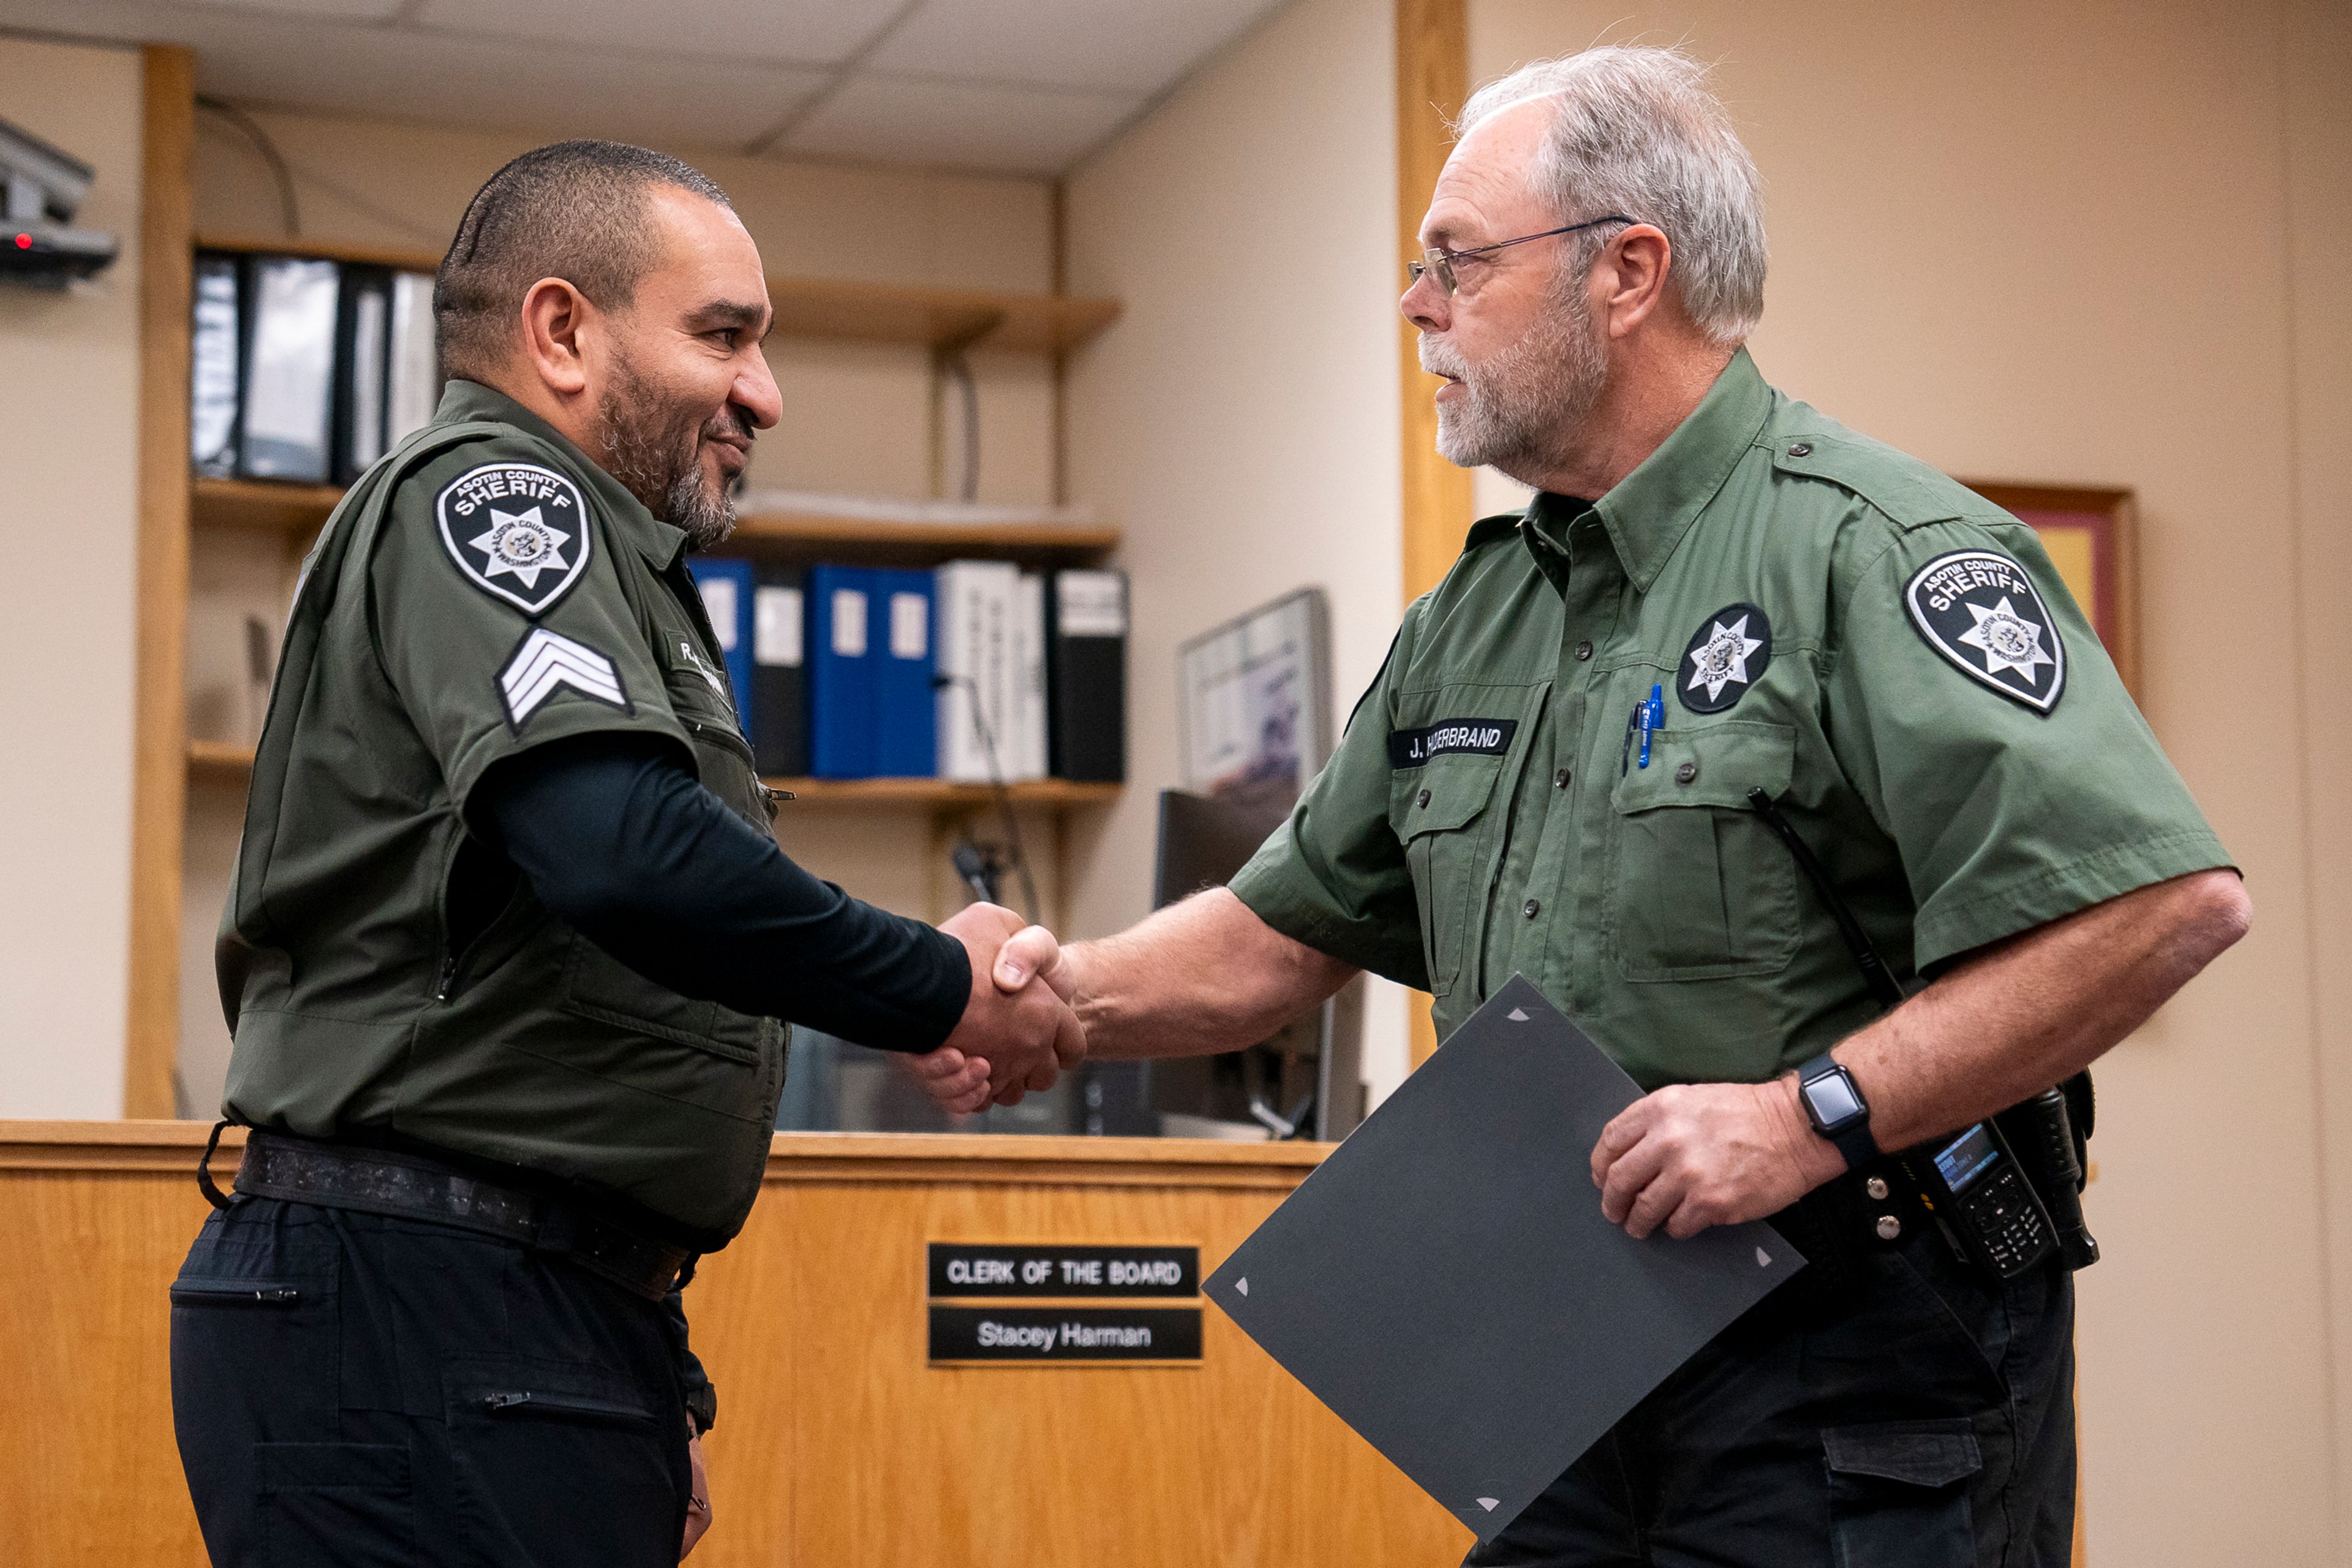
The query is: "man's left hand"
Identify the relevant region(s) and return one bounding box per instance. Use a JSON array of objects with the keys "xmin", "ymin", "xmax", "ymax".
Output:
[{"xmin": 1591, "ymin": 1079, "xmax": 1844, "ymax": 1239}]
